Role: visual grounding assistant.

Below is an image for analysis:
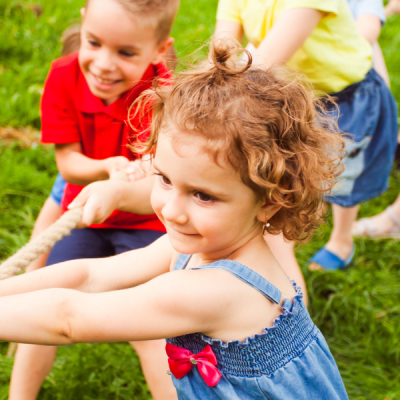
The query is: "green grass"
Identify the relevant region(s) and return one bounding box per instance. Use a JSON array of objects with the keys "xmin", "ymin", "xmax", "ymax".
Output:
[{"xmin": 1, "ymin": 0, "xmax": 400, "ymax": 398}]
